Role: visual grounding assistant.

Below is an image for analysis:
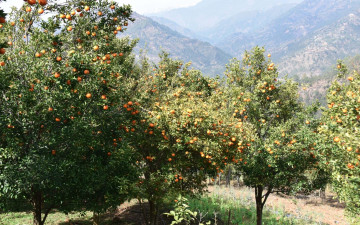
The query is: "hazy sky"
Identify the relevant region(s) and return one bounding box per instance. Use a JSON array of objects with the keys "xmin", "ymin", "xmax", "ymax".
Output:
[{"xmin": 0, "ymin": 0, "xmax": 202, "ymax": 14}]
